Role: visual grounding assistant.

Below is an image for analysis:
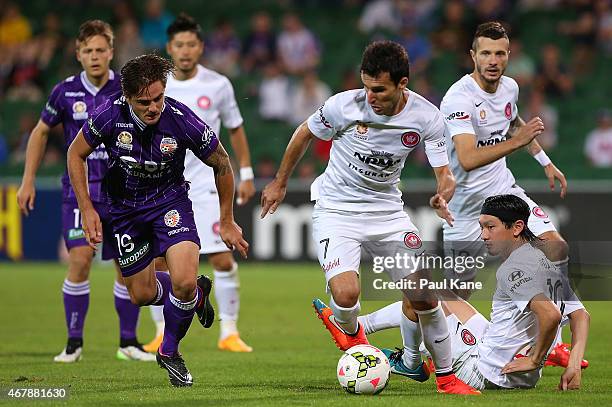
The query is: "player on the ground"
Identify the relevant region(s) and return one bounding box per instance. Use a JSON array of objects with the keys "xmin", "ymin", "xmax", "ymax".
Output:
[
  {"xmin": 143, "ymin": 14, "xmax": 255, "ymax": 354},
  {"xmin": 348, "ymin": 21, "xmax": 585, "ymax": 370},
  {"xmin": 261, "ymin": 40, "xmax": 479, "ymax": 395},
  {"xmin": 67, "ymin": 54, "xmax": 248, "ymax": 387},
  {"xmin": 386, "ymin": 194, "xmax": 590, "ymax": 390},
  {"xmin": 16, "ymin": 20, "xmax": 154, "ymax": 363}
]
